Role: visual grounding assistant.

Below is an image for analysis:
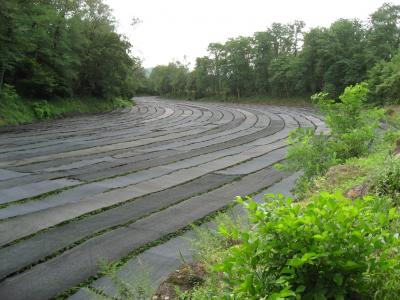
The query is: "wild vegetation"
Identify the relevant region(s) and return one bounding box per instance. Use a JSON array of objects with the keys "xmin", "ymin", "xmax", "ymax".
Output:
[
  {"xmin": 0, "ymin": 0, "xmax": 147, "ymax": 125},
  {"xmin": 148, "ymin": 3, "xmax": 400, "ymax": 104},
  {"xmin": 2, "ymin": 1, "xmax": 400, "ymax": 299},
  {"xmin": 163, "ymin": 83, "xmax": 400, "ymax": 300},
  {"xmin": 279, "ymin": 83, "xmax": 385, "ymax": 195}
]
